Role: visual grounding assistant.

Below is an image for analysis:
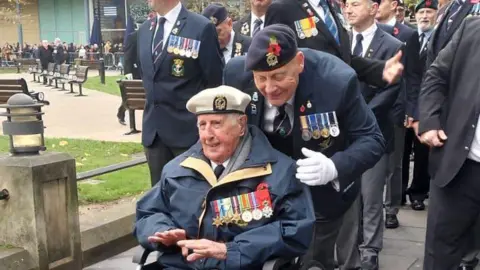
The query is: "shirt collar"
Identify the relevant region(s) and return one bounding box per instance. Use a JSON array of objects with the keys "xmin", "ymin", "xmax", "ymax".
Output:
[
  {"xmin": 211, "ymin": 159, "xmax": 230, "ymax": 169},
  {"xmin": 418, "ymin": 28, "xmax": 434, "ymax": 37},
  {"xmin": 265, "ymin": 95, "xmax": 295, "ymax": 109},
  {"xmin": 225, "ymin": 30, "xmax": 235, "ymax": 52},
  {"xmin": 251, "ymin": 13, "xmax": 265, "ymax": 23},
  {"xmin": 386, "ymin": 16, "xmax": 397, "ymax": 27},
  {"xmin": 157, "ymin": 2, "xmax": 182, "ymax": 24},
  {"xmin": 352, "ymin": 23, "xmax": 377, "ymax": 40}
]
